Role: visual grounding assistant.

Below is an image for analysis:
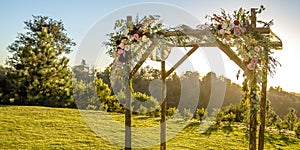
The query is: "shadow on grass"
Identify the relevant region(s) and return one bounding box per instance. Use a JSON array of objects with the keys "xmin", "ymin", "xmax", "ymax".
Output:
[
  {"xmin": 183, "ymin": 121, "xmax": 199, "ymax": 131},
  {"xmin": 221, "ymin": 125, "xmax": 233, "ymax": 134},
  {"xmin": 200, "ymin": 123, "xmax": 219, "ymax": 136},
  {"xmin": 265, "ymin": 132, "xmax": 299, "ymax": 148}
]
